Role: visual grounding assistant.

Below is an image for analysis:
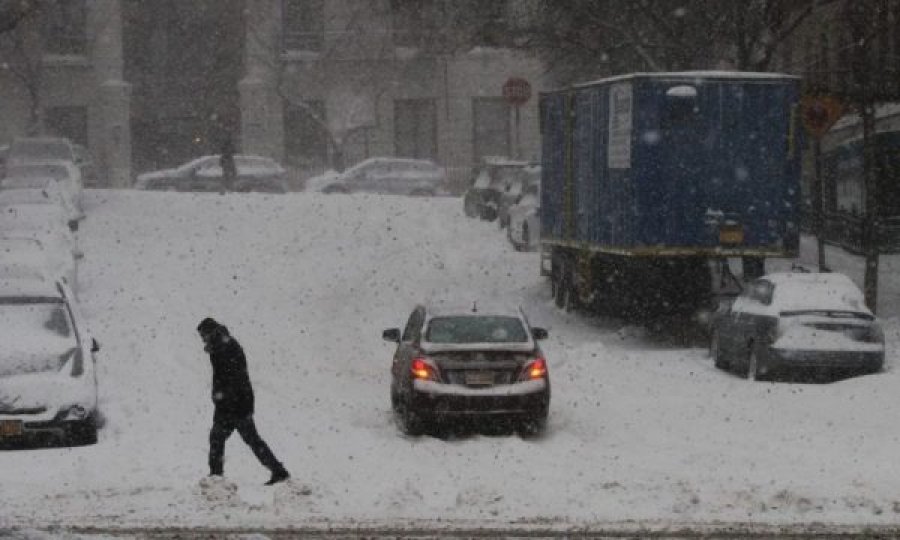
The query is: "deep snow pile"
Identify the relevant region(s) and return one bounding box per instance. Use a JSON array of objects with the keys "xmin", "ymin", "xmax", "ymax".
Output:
[{"xmin": 1, "ymin": 189, "xmax": 899, "ymax": 531}]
